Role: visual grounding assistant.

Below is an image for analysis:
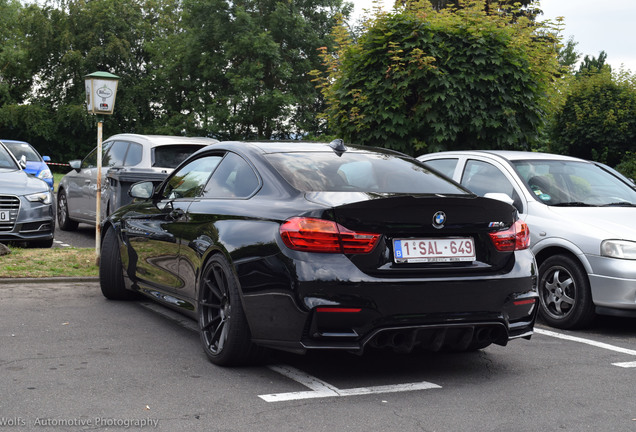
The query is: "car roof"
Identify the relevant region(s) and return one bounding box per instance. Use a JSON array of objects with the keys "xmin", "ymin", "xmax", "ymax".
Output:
[
  {"xmin": 104, "ymin": 134, "xmax": 219, "ymax": 147},
  {"xmin": 1, "ymin": 139, "xmax": 32, "ymax": 146},
  {"xmin": 419, "ymin": 149, "xmax": 587, "ymax": 163},
  {"xmin": 217, "ymin": 140, "xmax": 406, "ymax": 156}
]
